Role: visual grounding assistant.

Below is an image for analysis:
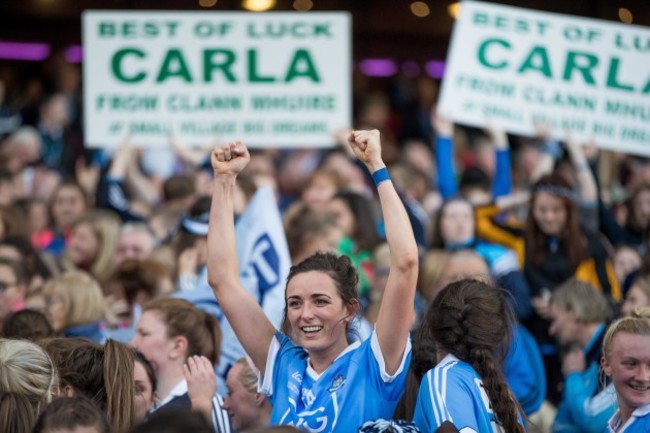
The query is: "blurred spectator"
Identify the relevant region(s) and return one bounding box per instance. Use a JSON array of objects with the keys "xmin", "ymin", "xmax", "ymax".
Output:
[
  {"xmin": 33, "ymin": 396, "xmax": 110, "ymax": 433},
  {"xmin": 42, "ymin": 271, "xmax": 106, "ymax": 342},
  {"xmin": 2, "ymin": 309, "xmax": 54, "ymax": 341},
  {"xmin": 0, "ymin": 257, "xmax": 28, "ymax": 334}
]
